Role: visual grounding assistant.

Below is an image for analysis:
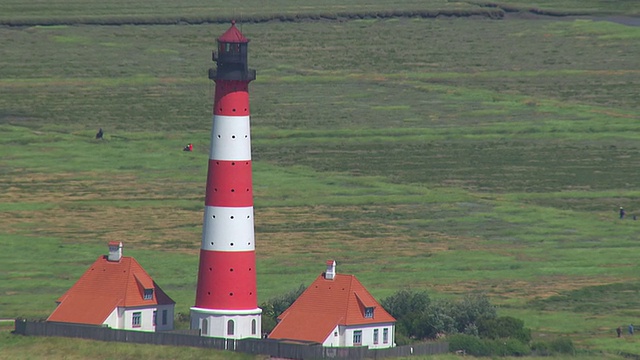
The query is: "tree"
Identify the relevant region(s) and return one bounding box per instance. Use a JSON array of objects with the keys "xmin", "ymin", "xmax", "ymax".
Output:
[
  {"xmin": 260, "ymin": 284, "xmax": 306, "ymax": 334},
  {"xmin": 381, "ymin": 289, "xmax": 430, "ymax": 320},
  {"xmin": 477, "ymin": 316, "xmax": 532, "ymax": 343},
  {"xmin": 381, "ymin": 289, "xmax": 431, "ymax": 339},
  {"xmin": 446, "ymin": 293, "xmax": 496, "ymax": 333}
]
